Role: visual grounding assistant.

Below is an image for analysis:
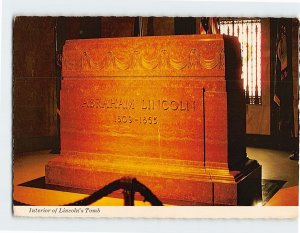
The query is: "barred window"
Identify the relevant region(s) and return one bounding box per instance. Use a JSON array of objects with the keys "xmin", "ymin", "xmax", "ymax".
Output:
[{"xmin": 220, "ymin": 19, "xmax": 262, "ymax": 104}]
